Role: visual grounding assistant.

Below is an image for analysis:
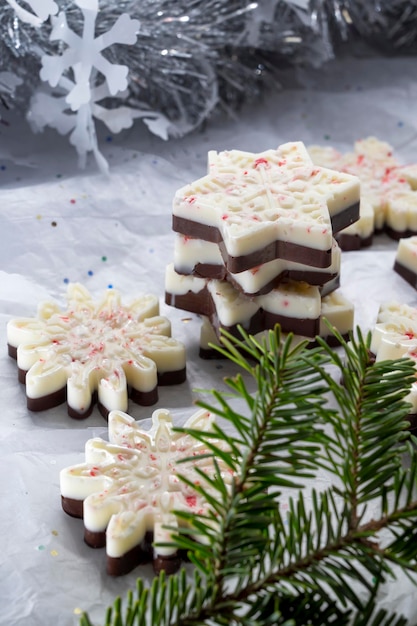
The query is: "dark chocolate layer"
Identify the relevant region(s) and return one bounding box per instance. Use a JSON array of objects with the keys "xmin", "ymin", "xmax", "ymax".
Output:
[
  {"xmin": 12, "ymin": 364, "xmax": 184, "ymax": 419},
  {"xmin": 385, "ymin": 226, "xmax": 417, "ymax": 241},
  {"xmin": 336, "ymin": 232, "xmax": 373, "ymax": 251},
  {"xmin": 166, "ymin": 288, "xmax": 320, "ymax": 339},
  {"xmin": 393, "ymin": 260, "xmax": 417, "ymax": 289},
  {"xmin": 8, "ymin": 344, "xmax": 17, "ymax": 359},
  {"xmin": 173, "ymin": 201, "xmax": 359, "ymax": 273},
  {"xmin": 61, "ymin": 496, "xmax": 83, "ymax": 519}
]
